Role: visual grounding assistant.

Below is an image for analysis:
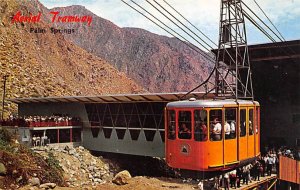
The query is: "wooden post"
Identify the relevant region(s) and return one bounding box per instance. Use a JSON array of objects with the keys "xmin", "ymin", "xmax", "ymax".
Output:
[{"xmin": 57, "ymin": 129, "xmax": 59, "ymax": 143}]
